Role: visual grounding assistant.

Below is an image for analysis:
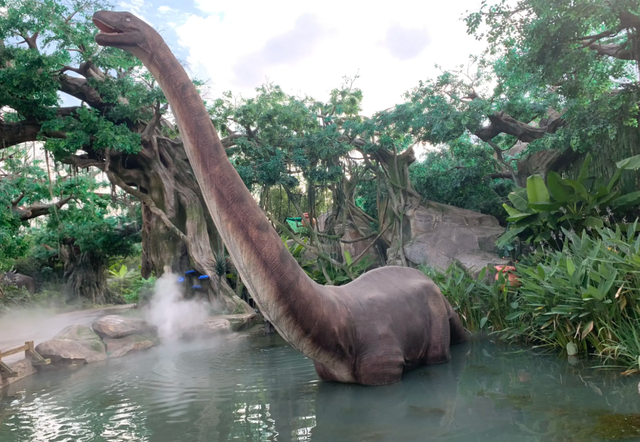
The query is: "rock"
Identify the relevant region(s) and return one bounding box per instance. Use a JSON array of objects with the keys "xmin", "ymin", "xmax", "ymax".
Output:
[
  {"xmin": 203, "ymin": 318, "xmax": 232, "ymax": 334},
  {"xmin": 0, "ymin": 359, "xmax": 36, "ymax": 390},
  {"xmin": 215, "ymin": 312, "xmax": 261, "ymax": 332},
  {"xmin": 240, "ymin": 323, "xmax": 268, "ymax": 338},
  {"xmin": 92, "ymin": 315, "xmax": 152, "ymax": 339},
  {"xmin": 104, "ymin": 334, "xmax": 158, "ymax": 358},
  {"xmin": 35, "ymin": 325, "xmax": 107, "ymax": 366},
  {"xmin": 401, "ymin": 200, "xmax": 508, "ymax": 274}
]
